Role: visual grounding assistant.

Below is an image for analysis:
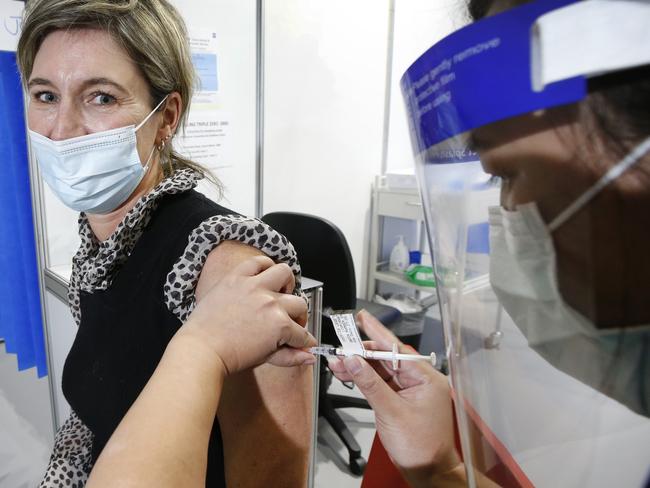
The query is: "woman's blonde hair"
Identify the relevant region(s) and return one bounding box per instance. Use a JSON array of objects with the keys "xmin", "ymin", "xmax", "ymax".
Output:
[{"xmin": 17, "ymin": 0, "xmax": 220, "ymax": 186}]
